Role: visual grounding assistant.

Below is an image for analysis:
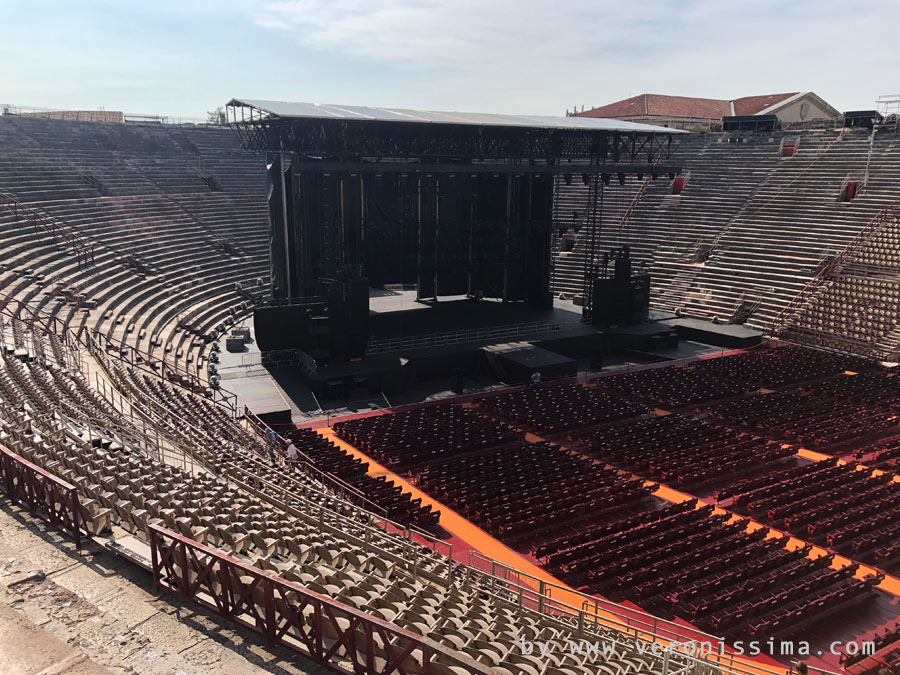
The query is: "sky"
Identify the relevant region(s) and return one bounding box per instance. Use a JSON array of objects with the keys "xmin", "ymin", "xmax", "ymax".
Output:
[{"xmin": 1, "ymin": 0, "xmax": 898, "ymax": 120}]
